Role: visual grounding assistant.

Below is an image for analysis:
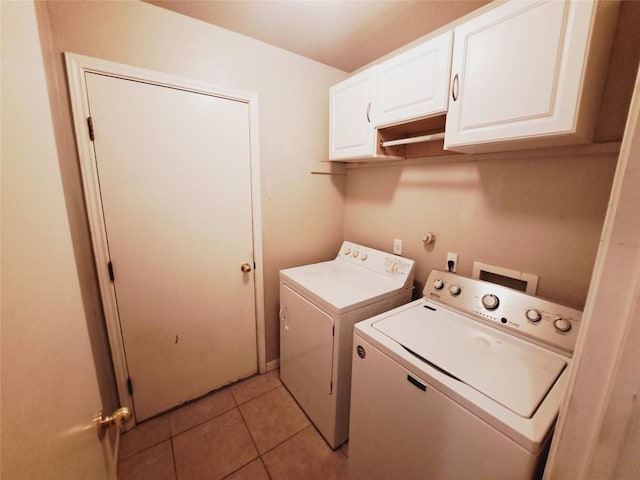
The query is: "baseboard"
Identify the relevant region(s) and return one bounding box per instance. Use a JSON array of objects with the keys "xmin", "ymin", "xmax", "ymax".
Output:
[{"xmin": 266, "ymin": 358, "xmax": 280, "ymax": 372}]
